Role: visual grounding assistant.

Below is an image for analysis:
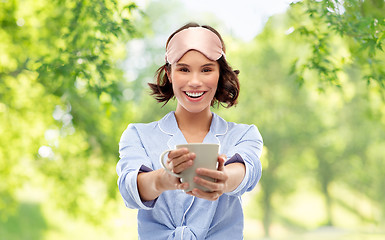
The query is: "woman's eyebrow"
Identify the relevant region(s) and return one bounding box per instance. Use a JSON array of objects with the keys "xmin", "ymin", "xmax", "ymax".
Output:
[
  {"xmin": 202, "ymin": 63, "xmax": 216, "ymax": 67},
  {"xmin": 176, "ymin": 63, "xmax": 189, "ymax": 67},
  {"xmin": 176, "ymin": 63, "xmax": 216, "ymax": 67}
]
